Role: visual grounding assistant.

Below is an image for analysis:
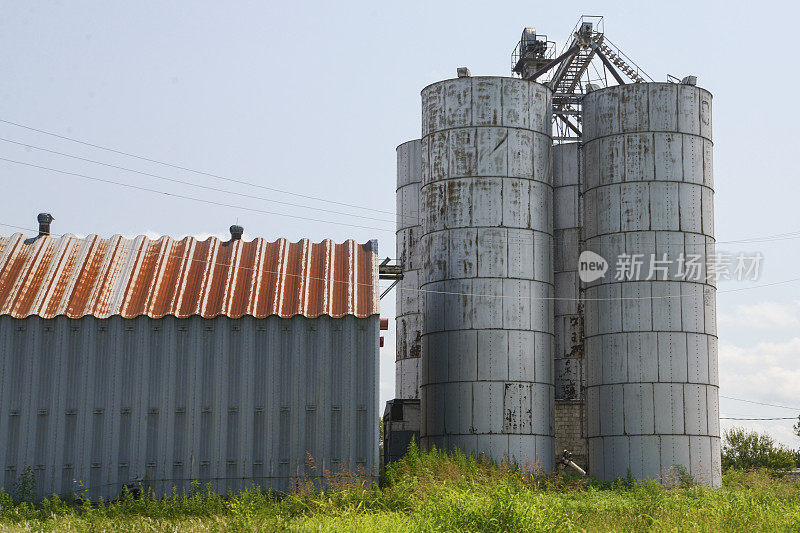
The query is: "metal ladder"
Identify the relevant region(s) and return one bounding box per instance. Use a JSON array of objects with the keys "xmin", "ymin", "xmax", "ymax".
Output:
[{"xmin": 594, "ymin": 40, "xmax": 646, "ymax": 83}]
